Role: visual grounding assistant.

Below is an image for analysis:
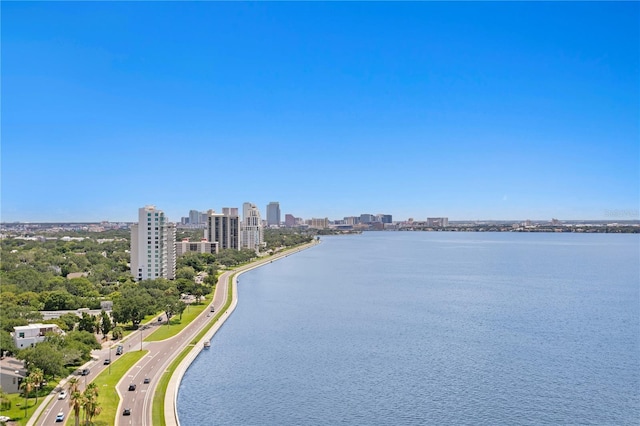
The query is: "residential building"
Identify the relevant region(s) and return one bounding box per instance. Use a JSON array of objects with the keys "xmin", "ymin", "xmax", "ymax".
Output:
[
  {"xmin": 426, "ymin": 217, "xmax": 449, "ymax": 227},
  {"xmin": 284, "ymin": 214, "xmax": 296, "ymax": 227},
  {"xmin": 175, "ymin": 238, "xmax": 219, "ymax": 256},
  {"xmin": 130, "ymin": 205, "xmax": 176, "ymax": 281},
  {"xmin": 240, "ymin": 202, "xmax": 264, "ymax": 252},
  {"xmin": 12, "ymin": 324, "xmax": 62, "ymax": 349},
  {"xmin": 222, "ymin": 207, "xmax": 239, "ymax": 217},
  {"xmin": 0, "ymin": 358, "xmax": 26, "ymax": 393},
  {"xmin": 266, "ymin": 202, "xmax": 281, "ymax": 227},
  {"xmin": 205, "ymin": 208, "xmax": 239, "ymax": 250},
  {"xmin": 308, "ymin": 218, "xmax": 329, "ymax": 229}
]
